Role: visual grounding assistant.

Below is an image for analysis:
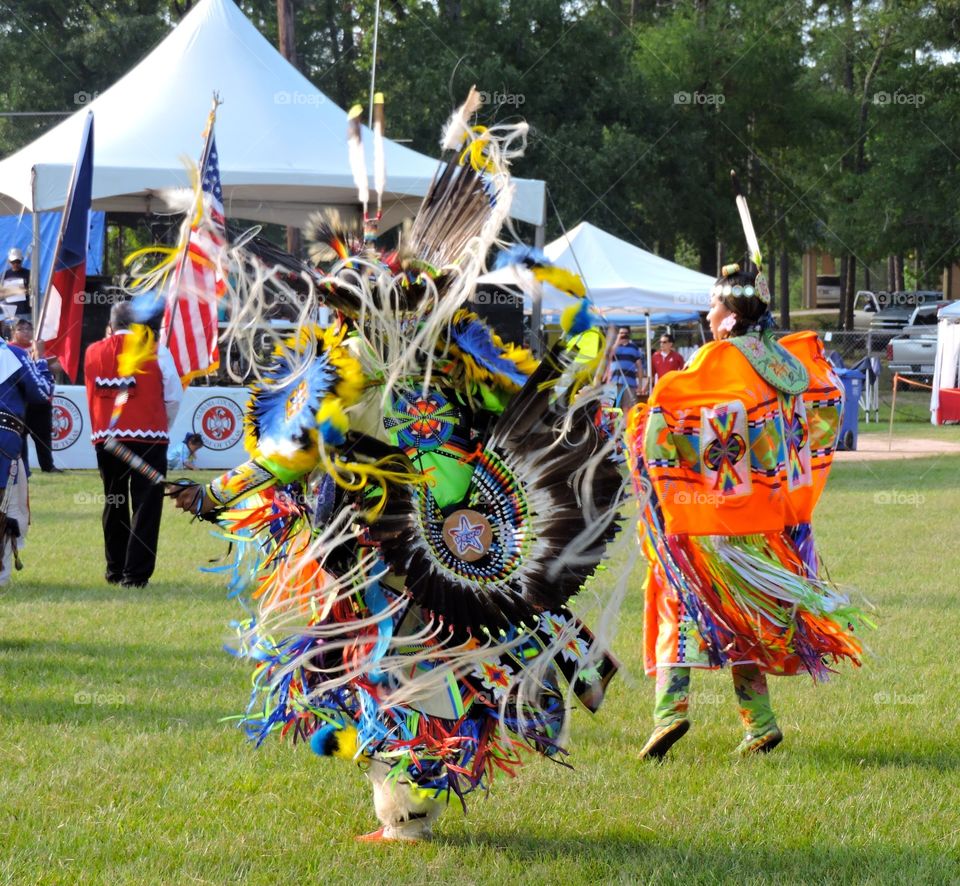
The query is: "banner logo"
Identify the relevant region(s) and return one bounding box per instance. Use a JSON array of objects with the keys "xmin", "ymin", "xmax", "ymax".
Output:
[
  {"xmin": 194, "ymin": 397, "xmax": 243, "ymax": 450},
  {"xmin": 51, "ymin": 395, "xmax": 83, "ymax": 450}
]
